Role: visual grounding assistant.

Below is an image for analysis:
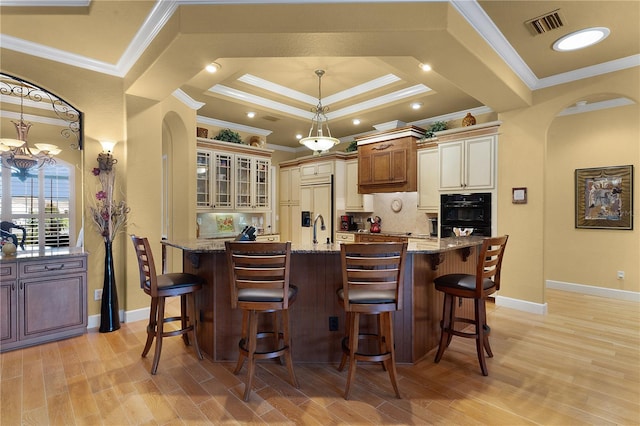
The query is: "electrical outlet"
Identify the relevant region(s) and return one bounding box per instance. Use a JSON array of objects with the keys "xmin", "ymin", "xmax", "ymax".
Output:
[
  {"xmin": 94, "ymin": 289, "xmax": 103, "ymax": 300},
  {"xmin": 329, "ymin": 316, "xmax": 338, "ymax": 331},
  {"xmin": 617, "ymin": 271, "xmax": 625, "ymax": 279}
]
